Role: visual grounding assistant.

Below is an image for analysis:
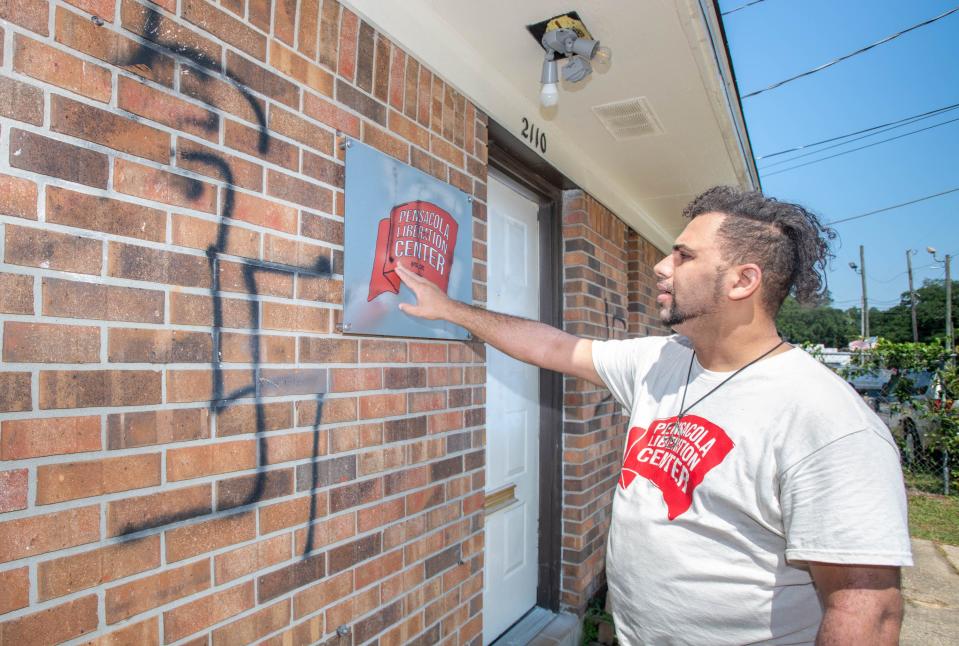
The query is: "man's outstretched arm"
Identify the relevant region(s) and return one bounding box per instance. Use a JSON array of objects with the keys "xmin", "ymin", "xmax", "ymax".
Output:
[{"xmin": 395, "ymin": 264, "xmax": 602, "ymax": 385}]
